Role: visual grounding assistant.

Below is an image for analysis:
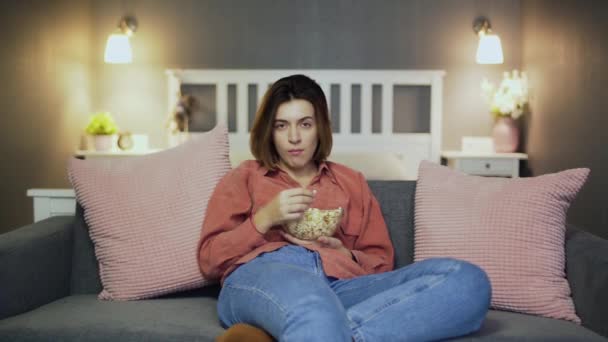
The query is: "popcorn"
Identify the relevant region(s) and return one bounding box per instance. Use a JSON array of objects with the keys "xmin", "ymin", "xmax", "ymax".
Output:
[{"xmin": 284, "ymin": 207, "xmax": 343, "ymax": 240}]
